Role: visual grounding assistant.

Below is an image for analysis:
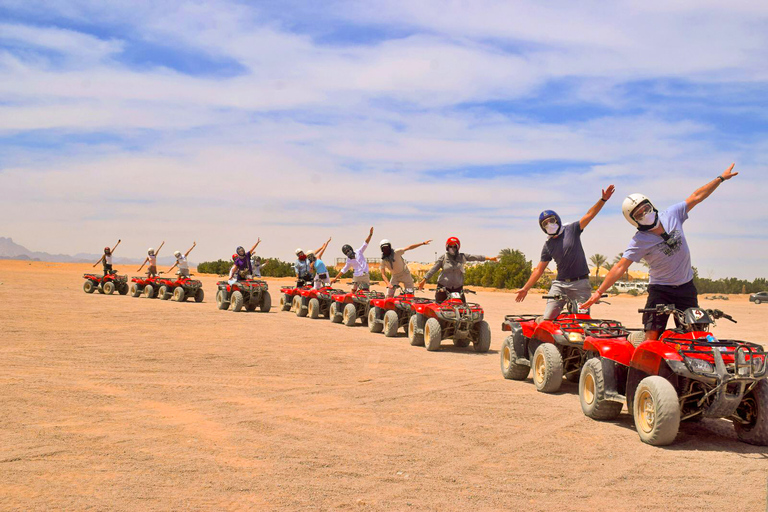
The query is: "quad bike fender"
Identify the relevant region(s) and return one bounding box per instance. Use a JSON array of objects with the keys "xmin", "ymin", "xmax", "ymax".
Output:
[
  {"xmin": 626, "ymin": 355, "xmax": 679, "ymax": 412},
  {"xmin": 584, "ymin": 337, "xmax": 635, "ymax": 367},
  {"xmin": 533, "ymin": 321, "xmax": 563, "ymax": 343},
  {"xmin": 505, "ymin": 322, "xmax": 530, "ymax": 361}
]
